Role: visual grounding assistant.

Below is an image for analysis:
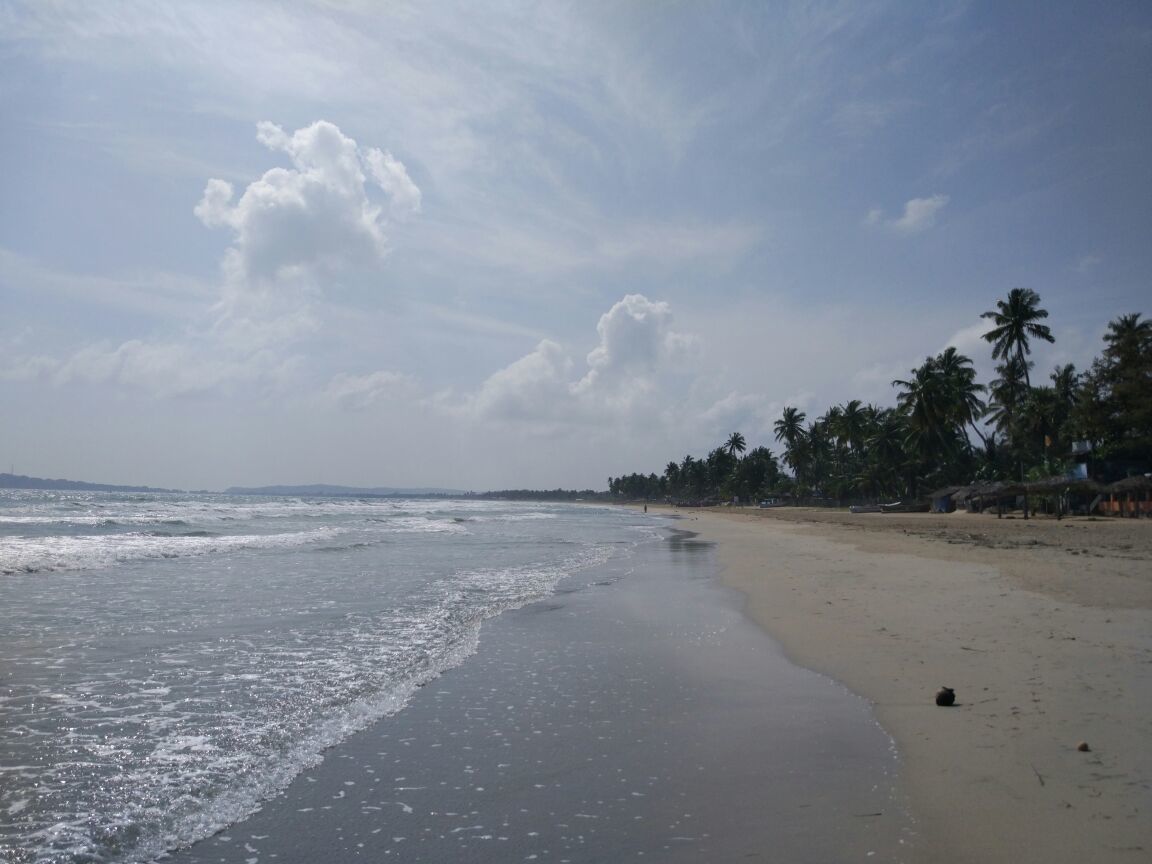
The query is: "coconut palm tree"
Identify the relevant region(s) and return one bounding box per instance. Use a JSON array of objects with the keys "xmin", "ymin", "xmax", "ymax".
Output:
[
  {"xmin": 1051, "ymin": 363, "xmax": 1078, "ymax": 405},
  {"xmin": 986, "ymin": 355, "xmax": 1031, "ymax": 439},
  {"xmin": 935, "ymin": 347, "xmax": 989, "ymax": 450},
  {"xmin": 838, "ymin": 399, "xmax": 867, "ymax": 454},
  {"xmin": 980, "ymin": 288, "xmax": 1055, "ymax": 387},
  {"xmin": 791, "ymin": 422, "xmax": 833, "ymax": 495},
  {"xmin": 738, "ymin": 446, "xmax": 779, "ymax": 492},
  {"xmin": 1078, "ymin": 312, "xmax": 1152, "ymax": 461},
  {"xmin": 724, "ymin": 432, "xmax": 747, "ymax": 459},
  {"xmin": 1103, "ymin": 313, "xmax": 1152, "ymax": 364},
  {"xmin": 773, "ymin": 407, "xmax": 806, "ymax": 447},
  {"xmin": 893, "ymin": 359, "xmax": 952, "ymax": 460},
  {"xmin": 865, "ymin": 409, "xmax": 908, "ymax": 493},
  {"xmin": 774, "ymin": 407, "xmax": 808, "ymax": 484}
]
